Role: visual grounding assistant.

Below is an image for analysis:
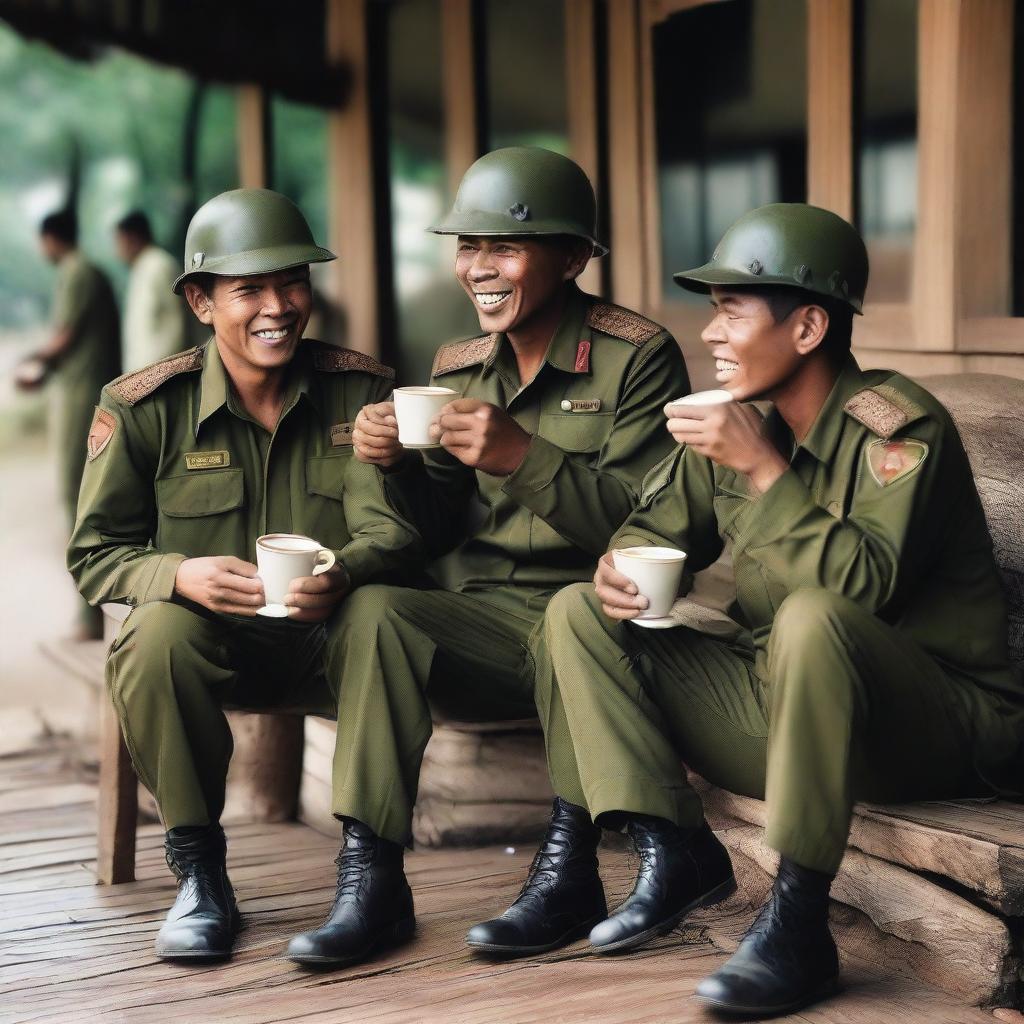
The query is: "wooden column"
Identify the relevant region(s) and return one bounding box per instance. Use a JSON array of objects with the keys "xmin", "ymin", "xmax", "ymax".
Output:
[
  {"xmin": 914, "ymin": 0, "xmax": 1014, "ymax": 353},
  {"xmin": 441, "ymin": 0, "xmax": 481, "ymax": 201},
  {"xmin": 326, "ymin": 0, "xmax": 383, "ymax": 356},
  {"xmin": 96, "ymin": 695, "xmax": 138, "ymax": 885},
  {"xmin": 565, "ymin": 0, "xmax": 603, "ymax": 295},
  {"xmin": 237, "ymin": 85, "xmax": 269, "ymax": 189},
  {"xmin": 806, "ymin": 0, "xmax": 853, "ymax": 221},
  {"xmin": 606, "ymin": 0, "xmax": 648, "ymax": 310}
]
